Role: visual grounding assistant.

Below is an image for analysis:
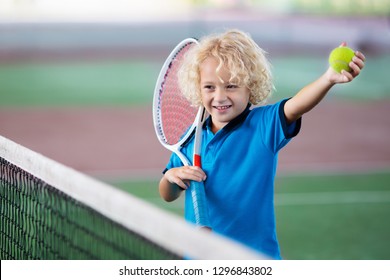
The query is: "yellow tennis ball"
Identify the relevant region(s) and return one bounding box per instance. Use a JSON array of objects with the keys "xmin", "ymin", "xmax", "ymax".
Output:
[{"xmin": 328, "ymin": 46, "xmax": 355, "ymax": 73}]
